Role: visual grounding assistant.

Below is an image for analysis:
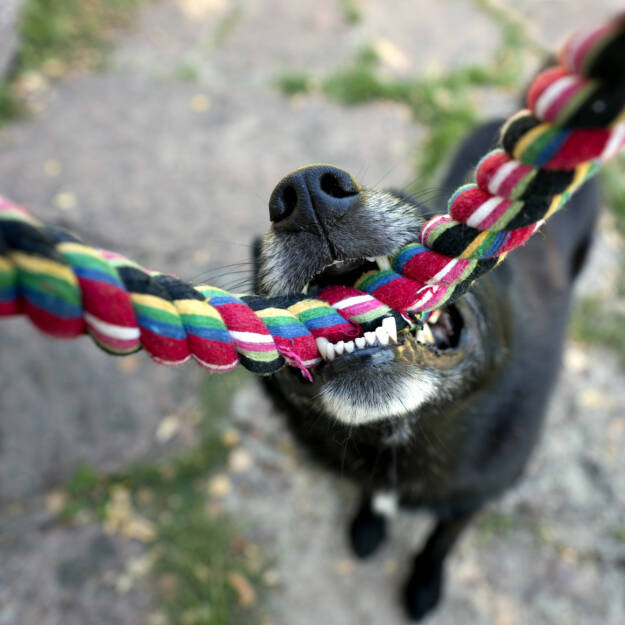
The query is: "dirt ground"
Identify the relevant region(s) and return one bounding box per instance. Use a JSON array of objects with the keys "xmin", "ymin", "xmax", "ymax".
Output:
[{"xmin": 0, "ymin": 1, "xmax": 624, "ymax": 624}]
